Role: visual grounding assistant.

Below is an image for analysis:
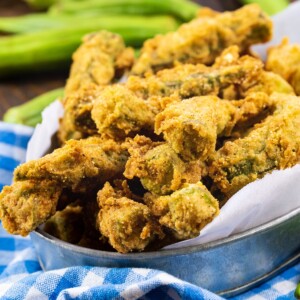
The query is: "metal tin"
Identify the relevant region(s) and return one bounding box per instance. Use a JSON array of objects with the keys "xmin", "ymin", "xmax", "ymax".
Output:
[{"xmin": 30, "ymin": 207, "xmax": 300, "ymax": 297}]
